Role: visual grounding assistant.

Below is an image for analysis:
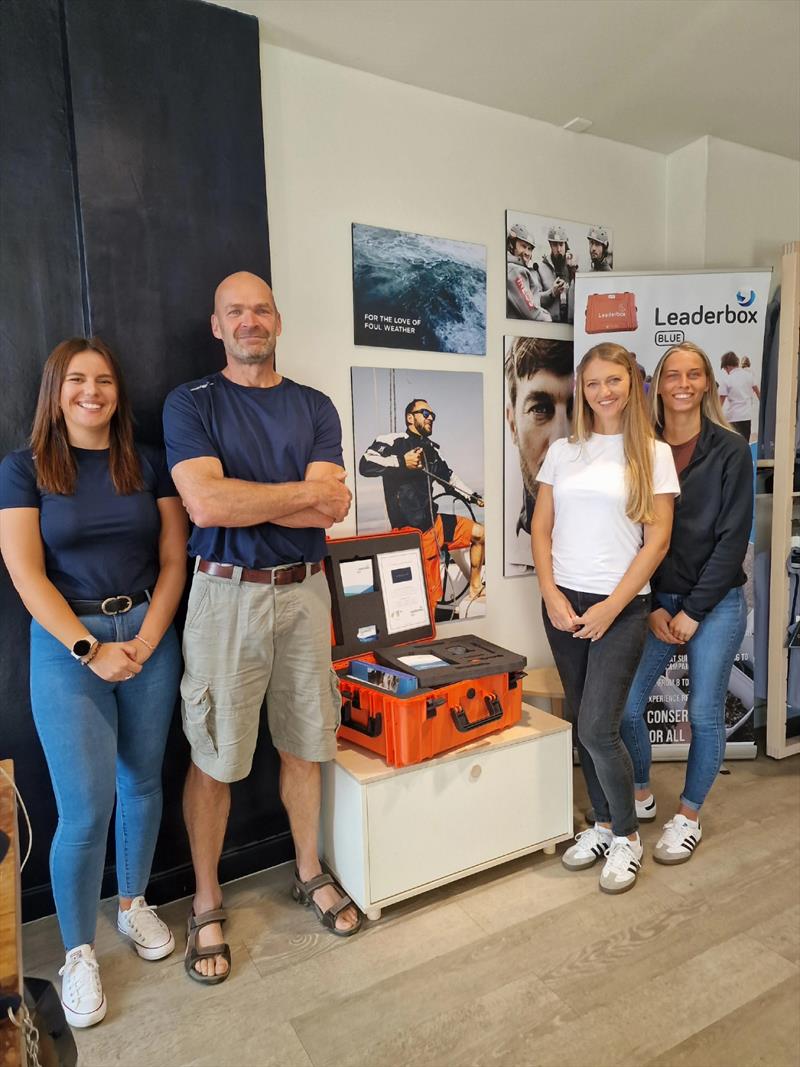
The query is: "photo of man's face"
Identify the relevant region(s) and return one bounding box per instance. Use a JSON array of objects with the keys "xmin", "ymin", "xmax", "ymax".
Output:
[
  {"xmin": 508, "ymin": 371, "xmax": 573, "ymax": 495},
  {"xmin": 505, "ymin": 338, "xmax": 574, "ymax": 497},
  {"xmin": 513, "ymin": 238, "xmax": 534, "ymax": 266}
]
